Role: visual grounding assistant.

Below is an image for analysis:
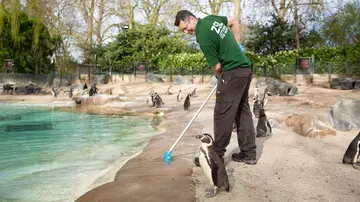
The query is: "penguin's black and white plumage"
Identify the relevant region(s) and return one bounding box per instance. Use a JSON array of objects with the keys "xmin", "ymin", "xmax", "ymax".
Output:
[
  {"xmin": 69, "ymin": 88, "xmax": 73, "ymax": 98},
  {"xmin": 253, "ymin": 85, "xmax": 259, "ymax": 100},
  {"xmin": 177, "ymin": 90, "xmax": 183, "ymax": 102},
  {"xmin": 256, "ymin": 108, "xmax": 272, "ymax": 137},
  {"xmin": 51, "ymin": 86, "xmax": 57, "ymax": 98},
  {"xmin": 253, "ymin": 97, "xmax": 261, "ymax": 118},
  {"xmin": 89, "ymin": 84, "xmax": 98, "ymax": 97},
  {"xmin": 196, "ymin": 133, "xmax": 230, "ymax": 197},
  {"xmin": 153, "ymin": 92, "xmax": 164, "ymax": 108},
  {"xmin": 342, "ymin": 131, "xmax": 360, "ymax": 170},
  {"xmin": 165, "ymin": 85, "xmax": 173, "ymax": 95},
  {"xmin": 146, "ymin": 90, "xmax": 155, "ymax": 105},
  {"xmin": 184, "ymin": 94, "xmax": 191, "ymax": 111},
  {"xmin": 190, "ymin": 87, "xmax": 197, "ymax": 97}
]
